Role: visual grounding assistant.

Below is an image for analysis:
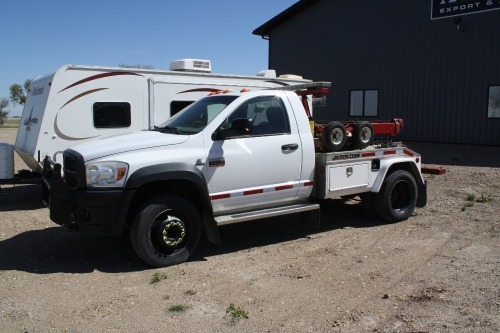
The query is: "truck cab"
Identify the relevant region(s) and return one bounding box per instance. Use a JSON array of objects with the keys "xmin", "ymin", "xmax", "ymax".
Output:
[{"xmin": 46, "ymin": 89, "xmax": 318, "ymax": 265}]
